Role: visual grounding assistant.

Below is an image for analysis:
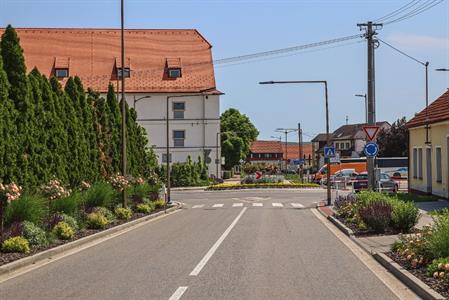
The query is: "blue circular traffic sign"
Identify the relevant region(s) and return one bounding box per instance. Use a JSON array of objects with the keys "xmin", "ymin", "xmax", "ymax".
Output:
[{"xmin": 364, "ymin": 142, "xmax": 379, "ymax": 157}]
